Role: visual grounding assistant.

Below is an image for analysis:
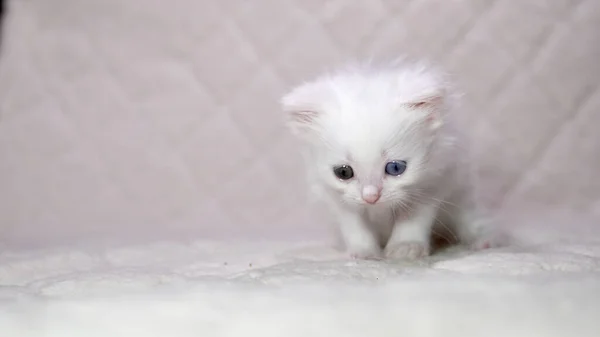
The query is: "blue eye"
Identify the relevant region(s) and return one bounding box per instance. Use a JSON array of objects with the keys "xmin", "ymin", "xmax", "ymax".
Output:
[{"xmin": 385, "ymin": 160, "xmax": 407, "ymax": 176}]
